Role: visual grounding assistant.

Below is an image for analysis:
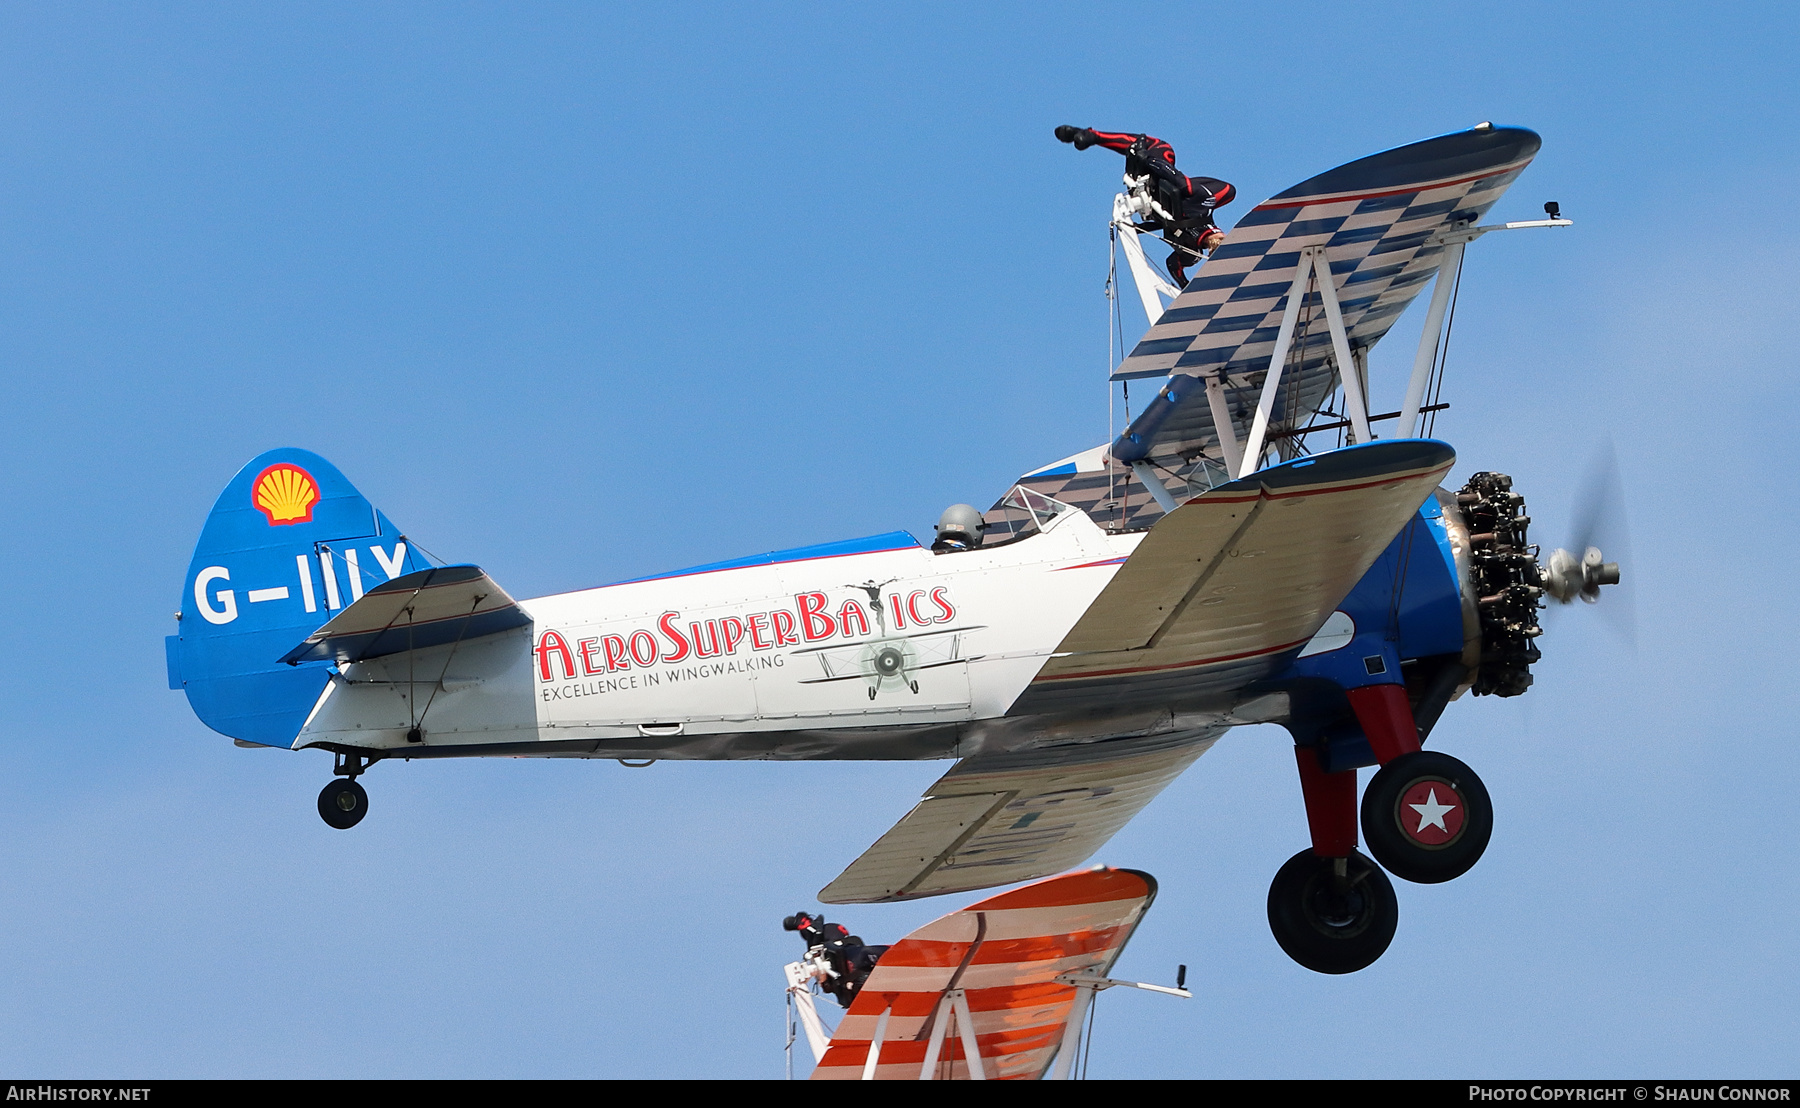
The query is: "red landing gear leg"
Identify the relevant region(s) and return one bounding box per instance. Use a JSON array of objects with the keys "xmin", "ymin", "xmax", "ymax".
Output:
[
  {"xmin": 1266, "ymin": 747, "xmax": 1397, "ymax": 975},
  {"xmin": 1344, "ymin": 683, "xmax": 1420, "ymax": 766},
  {"xmin": 1349, "ymin": 682, "xmax": 1494, "ymax": 884},
  {"xmin": 1294, "ymin": 746, "xmax": 1357, "ymax": 859}
]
